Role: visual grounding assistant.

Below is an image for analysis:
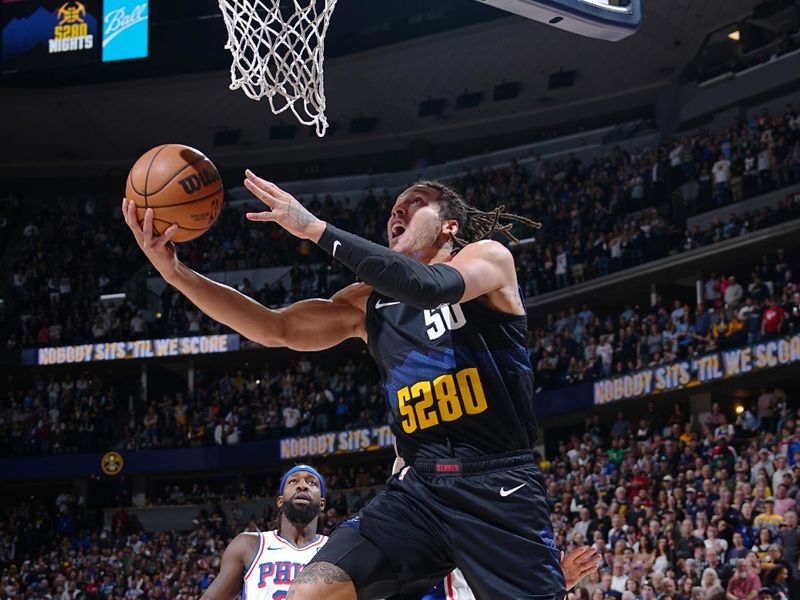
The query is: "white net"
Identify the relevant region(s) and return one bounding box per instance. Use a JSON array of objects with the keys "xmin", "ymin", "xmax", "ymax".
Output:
[{"xmin": 218, "ymin": 0, "xmax": 338, "ymax": 137}]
